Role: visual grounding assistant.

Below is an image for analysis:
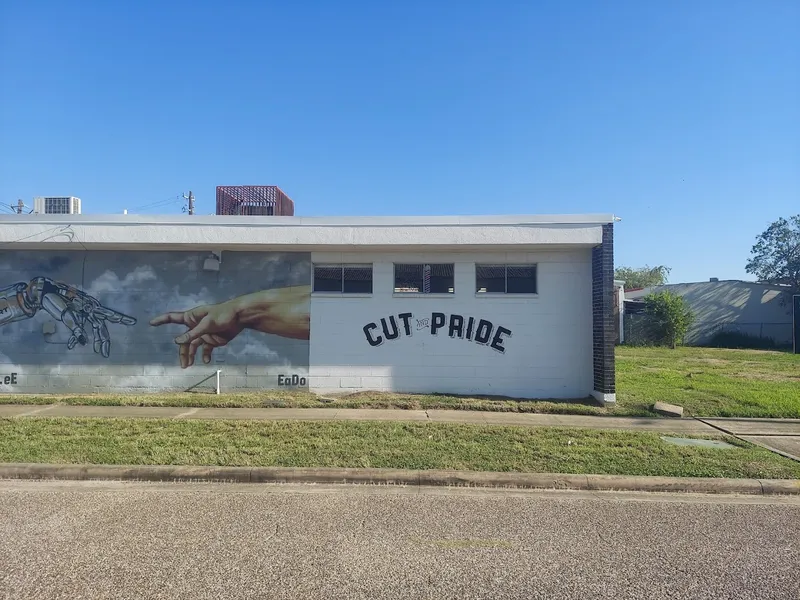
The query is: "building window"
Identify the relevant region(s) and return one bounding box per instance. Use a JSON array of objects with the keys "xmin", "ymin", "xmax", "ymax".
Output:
[
  {"xmin": 313, "ymin": 264, "xmax": 373, "ymax": 293},
  {"xmin": 394, "ymin": 263, "xmax": 454, "ymax": 294},
  {"xmin": 45, "ymin": 197, "xmax": 70, "ymax": 214},
  {"xmin": 476, "ymin": 264, "xmax": 537, "ymax": 294}
]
